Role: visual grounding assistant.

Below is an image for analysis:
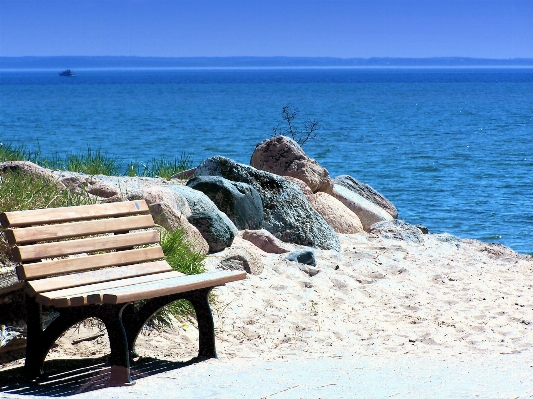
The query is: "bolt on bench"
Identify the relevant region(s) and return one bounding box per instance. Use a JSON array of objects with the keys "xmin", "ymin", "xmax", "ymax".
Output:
[{"xmin": 0, "ymin": 200, "xmax": 246, "ymax": 386}]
